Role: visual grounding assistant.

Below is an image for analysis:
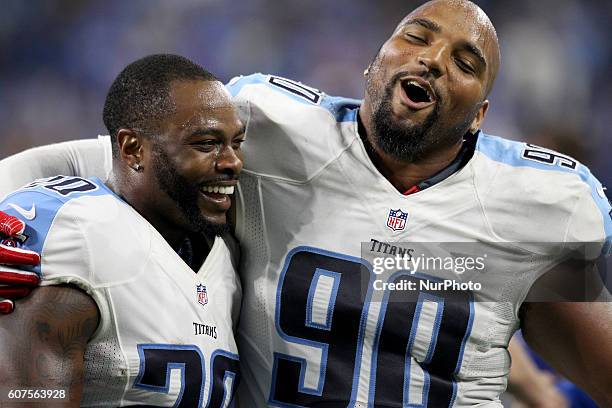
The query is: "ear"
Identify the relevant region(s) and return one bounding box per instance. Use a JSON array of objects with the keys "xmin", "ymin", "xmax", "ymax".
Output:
[
  {"xmin": 116, "ymin": 129, "xmax": 145, "ymax": 171},
  {"xmin": 470, "ymin": 100, "xmax": 489, "ymax": 133}
]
